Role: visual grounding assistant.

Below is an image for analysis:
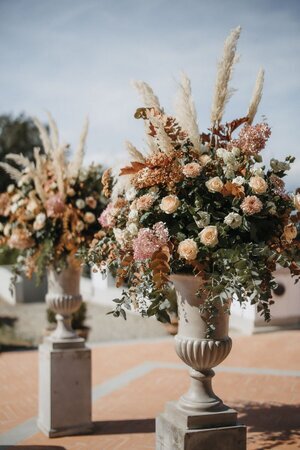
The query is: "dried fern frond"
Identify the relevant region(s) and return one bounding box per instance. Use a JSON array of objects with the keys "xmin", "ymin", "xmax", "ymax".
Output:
[
  {"xmin": 68, "ymin": 117, "xmax": 89, "ymax": 178},
  {"xmin": 46, "ymin": 111, "xmax": 59, "ymax": 149},
  {"xmin": 132, "ymin": 80, "xmax": 161, "ymax": 110},
  {"xmin": 125, "ymin": 140, "xmax": 145, "ymax": 162},
  {"xmin": 174, "ymin": 72, "xmax": 200, "ymax": 152},
  {"xmin": 247, "ymin": 68, "xmax": 264, "ymax": 124},
  {"xmin": 33, "ymin": 117, "xmax": 52, "ymax": 154},
  {"xmin": 211, "ymin": 26, "xmax": 241, "ymax": 127},
  {"xmin": 151, "ymin": 245, "xmax": 170, "ymax": 288},
  {"xmin": 0, "ymin": 162, "xmax": 22, "ymax": 182}
]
